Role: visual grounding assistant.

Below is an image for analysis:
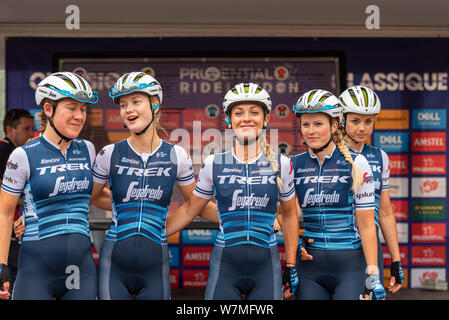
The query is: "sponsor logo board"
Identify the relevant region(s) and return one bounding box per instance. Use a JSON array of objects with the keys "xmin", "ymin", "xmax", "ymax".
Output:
[
  {"xmin": 388, "ymin": 154, "xmax": 408, "ymax": 175},
  {"xmin": 412, "ymin": 109, "xmax": 446, "ymax": 129},
  {"xmin": 410, "ymin": 268, "xmax": 446, "ymax": 288},
  {"xmin": 182, "ymin": 246, "xmax": 213, "ymax": 266},
  {"xmin": 411, "ymin": 223, "xmax": 446, "ymax": 243},
  {"xmin": 411, "ymin": 200, "xmax": 446, "ymax": 220},
  {"xmin": 169, "ymin": 246, "xmax": 180, "ymax": 268},
  {"xmin": 182, "ymin": 269, "xmax": 209, "ymax": 288},
  {"xmin": 411, "ymin": 155, "xmax": 446, "ymax": 175},
  {"xmin": 411, "ymin": 246, "xmax": 446, "ymax": 266},
  {"xmin": 181, "ymin": 229, "xmax": 218, "ymax": 244},
  {"xmin": 374, "ymin": 132, "xmax": 409, "ymax": 153},
  {"xmin": 411, "ymin": 177, "xmax": 446, "ymax": 198},
  {"xmin": 411, "ymin": 132, "xmax": 446, "ymax": 152},
  {"xmin": 375, "ymin": 109, "xmax": 409, "ymax": 129}
]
